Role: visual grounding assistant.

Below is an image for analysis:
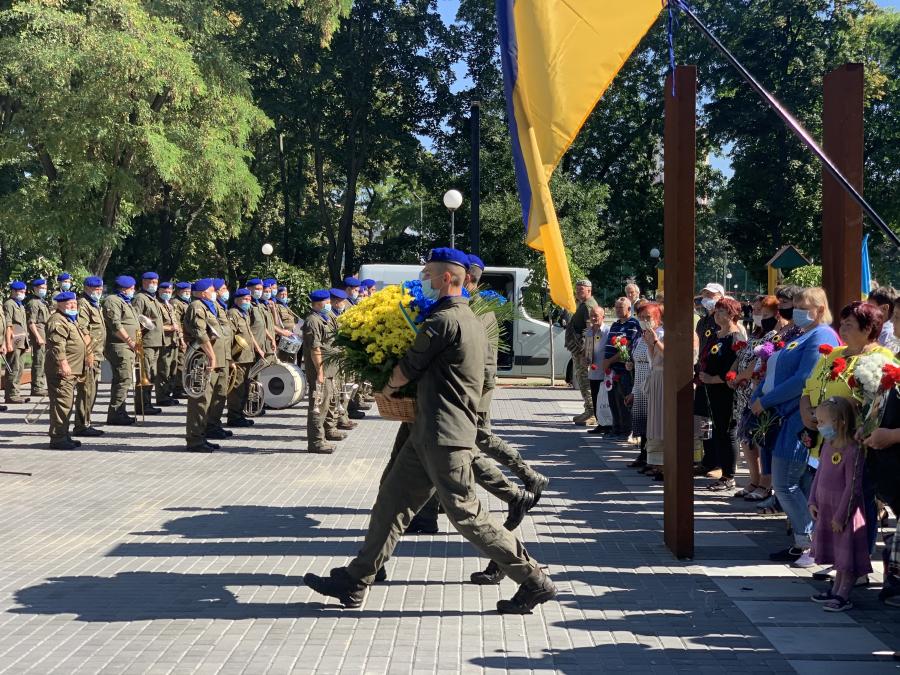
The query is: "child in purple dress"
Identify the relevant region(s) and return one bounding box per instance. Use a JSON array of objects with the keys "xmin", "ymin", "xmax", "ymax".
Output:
[{"xmin": 808, "ymin": 396, "xmax": 872, "ymax": 612}]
